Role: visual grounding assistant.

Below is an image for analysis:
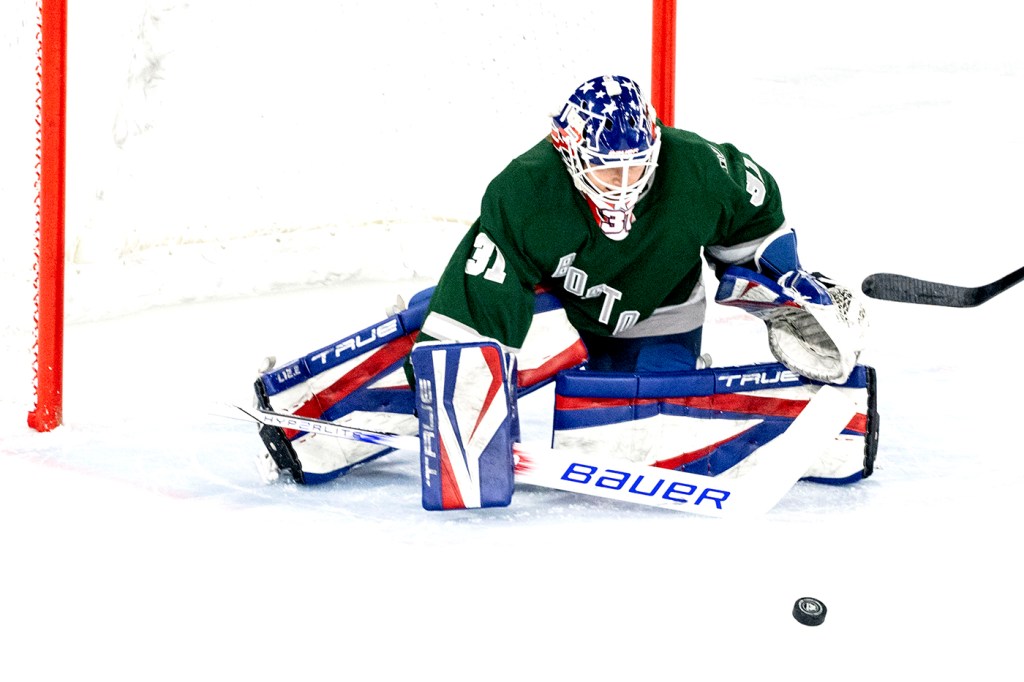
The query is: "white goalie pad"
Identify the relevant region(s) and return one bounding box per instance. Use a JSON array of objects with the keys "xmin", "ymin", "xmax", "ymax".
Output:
[
  {"xmin": 254, "ymin": 287, "xmax": 586, "ymax": 484},
  {"xmin": 552, "ymin": 362, "xmax": 878, "ymax": 485},
  {"xmin": 254, "ymin": 312, "xmax": 421, "ymax": 484}
]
